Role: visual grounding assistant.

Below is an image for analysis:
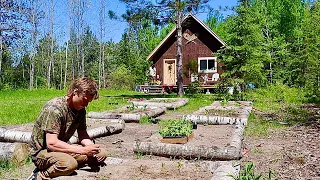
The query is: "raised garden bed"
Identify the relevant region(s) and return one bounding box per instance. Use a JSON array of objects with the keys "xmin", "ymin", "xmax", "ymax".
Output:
[
  {"xmin": 183, "ymin": 101, "xmax": 252, "ymax": 125},
  {"xmin": 128, "ymin": 98, "xmax": 189, "ymax": 110},
  {"xmin": 87, "ymin": 104, "xmax": 165, "ymax": 122},
  {"xmin": 158, "ymin": 119, "xmax": 194, "ymax": 144}
]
